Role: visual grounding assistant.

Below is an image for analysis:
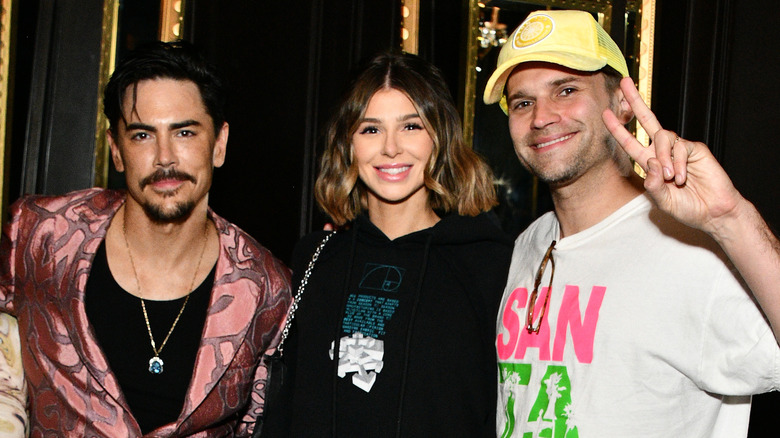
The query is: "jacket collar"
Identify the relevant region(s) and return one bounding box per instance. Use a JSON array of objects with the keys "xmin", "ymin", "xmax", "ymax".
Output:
[{"xmin": 63, "ymin": 189, "xmax": 259, "ymax": 429}]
